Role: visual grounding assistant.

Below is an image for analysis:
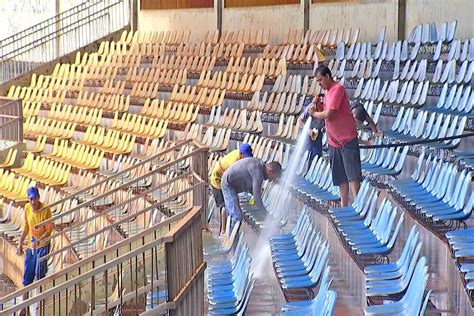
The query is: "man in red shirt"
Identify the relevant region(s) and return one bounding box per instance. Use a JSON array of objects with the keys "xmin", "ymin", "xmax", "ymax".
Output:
[{"xmin": 309, "ymin": 65, "xmax": 362, "ymax": 206}]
